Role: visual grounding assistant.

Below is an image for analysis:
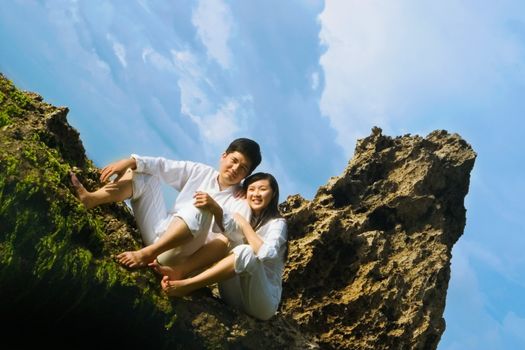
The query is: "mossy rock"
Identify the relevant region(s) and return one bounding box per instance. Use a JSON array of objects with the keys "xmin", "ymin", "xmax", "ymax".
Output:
[{"xmin": 0, "ymin": 73, "xmax": 198, "ymax": 348}]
